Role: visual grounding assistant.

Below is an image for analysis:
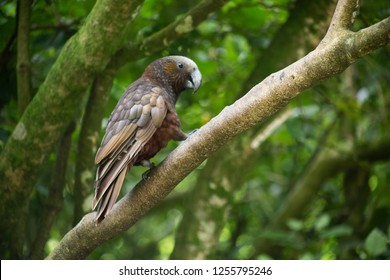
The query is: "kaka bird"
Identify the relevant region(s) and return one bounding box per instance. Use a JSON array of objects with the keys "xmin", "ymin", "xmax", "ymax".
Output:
[{"xmin": 93, "ymin": 56, "xmax": 202, "ymax": 223}]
